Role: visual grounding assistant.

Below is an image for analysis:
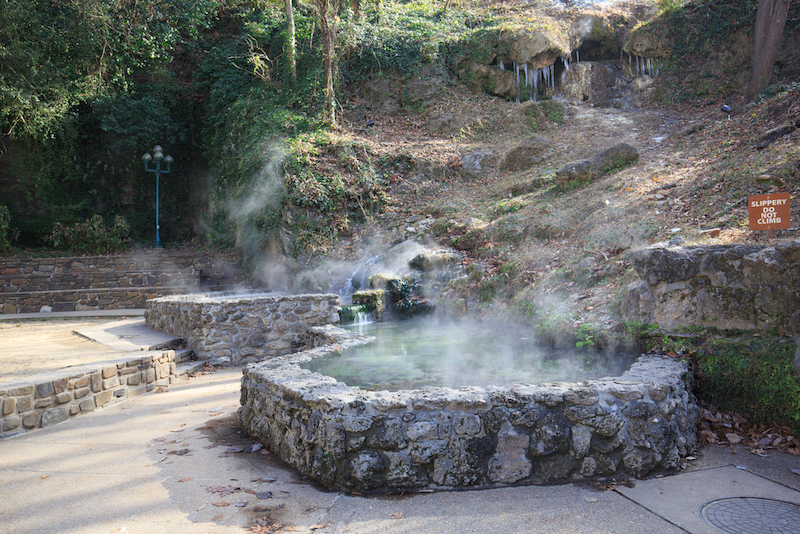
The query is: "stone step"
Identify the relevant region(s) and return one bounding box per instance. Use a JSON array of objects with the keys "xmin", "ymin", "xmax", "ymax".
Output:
[{"xmin": 0, "ymin": 347, "xmax": 203, "ymax": 439}]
